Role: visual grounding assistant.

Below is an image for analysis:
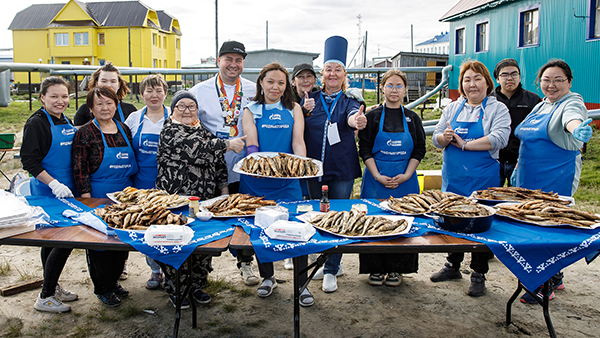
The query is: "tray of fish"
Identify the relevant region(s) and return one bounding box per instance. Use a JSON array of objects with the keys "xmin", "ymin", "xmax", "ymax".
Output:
[
  {"xmin": 108, "ymin": 187, "xmax": 189, "ymax": 209},
  {"xmin": 495, "ymin": 200, "xmax": 600, "ymax": 229},
  {"xmin": 233, "ymin": 152, "xmax": 323, "ymax": 179},
  {"xmin": 427, "ymin": 195, "xmax": 495, "ymax": 233},
  {"xmin": 380, "ymin": 190, "xmax": 459, "ymax": 215},
  {"xmin": 297, "ymin": 210, "xmax": 413, "ymax": 238},
  {"xmin": 200, "ymin": 193, "xmax": 277, "ymax": 218},
  {"xmin": 470, "ymin": 187, "xmax": 573, "ymax": 206},
  {"xmin": 94, "ymin": 202, "xmax": 190, "ymax": 231}
]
